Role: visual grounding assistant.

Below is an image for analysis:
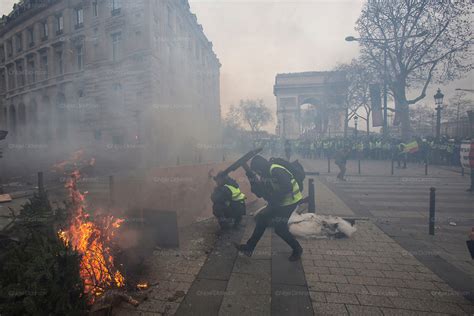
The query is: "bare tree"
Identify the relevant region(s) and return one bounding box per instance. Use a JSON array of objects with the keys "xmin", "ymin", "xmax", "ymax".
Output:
[
  {"xmin": 356, "ymin": 0, "xmax": 473, "ymax": 139},
  {"xmin": 235, "ymin": 99, "xmax": 273, "ymax": 133},
  {"xmin": 335, "ymin": 59, "xmax": 376, "ymax": 136},
  {"xmin": 444, "ymin": 91, "xmax": 474, "ymax": 122},
  {"xmin": 223, "ymin": 104, "xmax": 242, "ymax": 130},
  {"xmin": 410, "ymin": 102, "xmax": 435, "ymax": 136}
]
